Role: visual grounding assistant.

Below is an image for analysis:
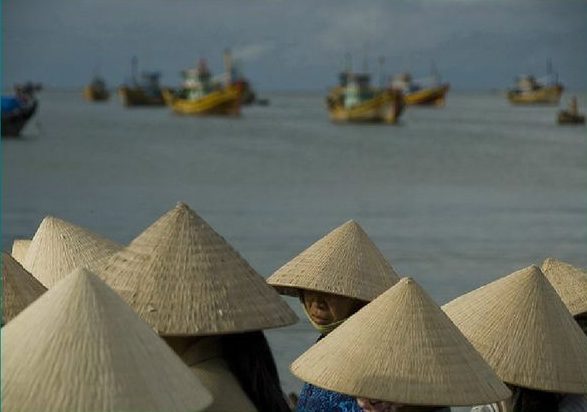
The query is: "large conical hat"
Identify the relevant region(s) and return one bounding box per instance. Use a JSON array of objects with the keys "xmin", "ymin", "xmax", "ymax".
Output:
[
  {"xmin": 267, "ymin": 220, "xmax": 400, "ymax": 301},
  {"xmin": 2, "ymin": 252, "xmax": 47, "ymax": 324},
  {"xmin": 11, "ymin": 239, "xmax": 31, "ymax": 265},
  {"xmin": 291, "ymin": 277, "xmax": 511, "ymax": 406},
  {"xmin": 442, "ymin": 265, "xmax": 587, "ymax": 394},
  {"xmin": 93, "ymin": 202, "xmax": 297, "ymax": 336},
  {"xmin": 23, "ymin": 216, "xmax": 122, "ymax": 288},
  {"xmin": 541, "ymin": 258, "xmax": 587, "ymax": 317},
  {"xmin": 2, "ymin": 268, "xmax": 212, "ymax": 412}
]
